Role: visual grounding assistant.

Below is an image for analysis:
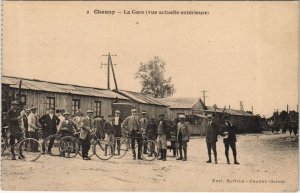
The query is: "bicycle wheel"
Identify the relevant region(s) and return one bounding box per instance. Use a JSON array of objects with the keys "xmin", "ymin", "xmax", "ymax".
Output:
[
  {"xmin": 93, "ymin": 139, "xmax": 113, "ymax": 160},
  {"xmin": 113, "ymin": 139, "xmax": 128, "ymax": 159},
  {"xmin": 44, "ymin": 134, "xmax": 60, "ymax": 156},
  {"xmin": 59, "ymin": 136, "xmax": 79, "ymax": 158},
  {"xmin": 141, "ymin": 140, "xmax": 160, "ymax": 161},
  {"xmin": 18, "ymin": 138, "xmax": 42, "ymax": 162},
  {"xmin": 1, "ymin": 137, "xmax": 6, "ymax": 153}
]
